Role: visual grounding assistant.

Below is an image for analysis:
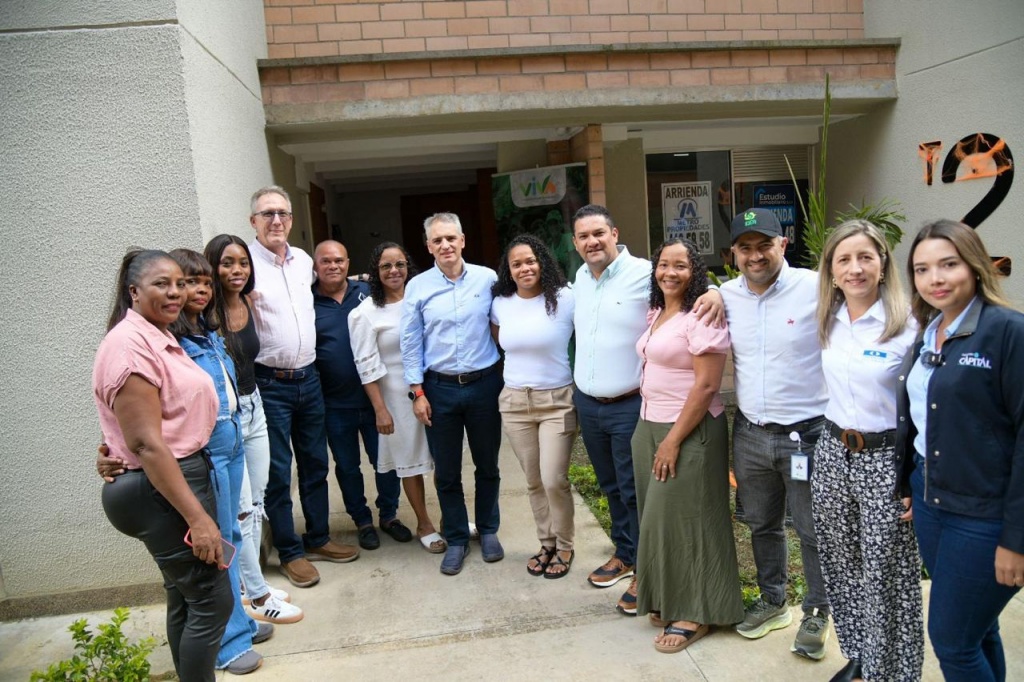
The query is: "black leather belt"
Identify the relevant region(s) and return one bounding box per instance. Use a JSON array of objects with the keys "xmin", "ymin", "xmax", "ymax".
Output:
[
  {"xmin": 592, "ymin": 388, "xmax": 640, "ymax": 405},
  {"xmin": 749, "ymin": 414, "xmax": 824, "ymax": 434},
  {"xmin": 255, "ymin": 363, "xmax": 314, "ymax": 381},
  {"xmin": 826, "ymin": 420, "xmax": 896, "ymax": 454},
  {"xmin": 426, "ymin": 361, "xmax": 500, "ymax": 385}
]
